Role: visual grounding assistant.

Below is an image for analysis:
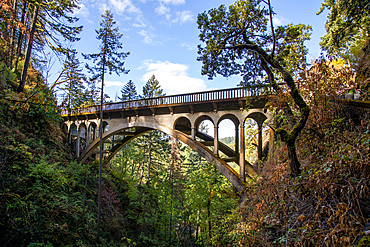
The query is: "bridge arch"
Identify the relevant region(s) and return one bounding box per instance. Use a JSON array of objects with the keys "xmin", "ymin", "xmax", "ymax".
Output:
[
  {"xmin": 195, "ymin": 115, "xmax": 214, "ymax": 131},
  {"xmin": 217, "ymin": 114, "xmax": 240, "ymax": 155},
  {"xmin": 174, "ymin": 116, "xmax": 191, "ymax": 135},
  {"xmin": 76, "ymin": 123, "xmax": 87, "ymax": 158},
  {"xmin": 69, "ymin": 123, "xmax": 77, "ymax": 142},
  {"xmin": 243, "ymin": 111, "xmax": 269, "ymax": 162},
  {"xmin": 87, "ymin": 122, "xmax": 97, "ymax": 144},
  {"xmin": 80, "ymin": 122, "xmax": 252, "ymax": 192},
  {"xmin": 217, "ymin": 113, "xmax": 240, "ymax": 127}
]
